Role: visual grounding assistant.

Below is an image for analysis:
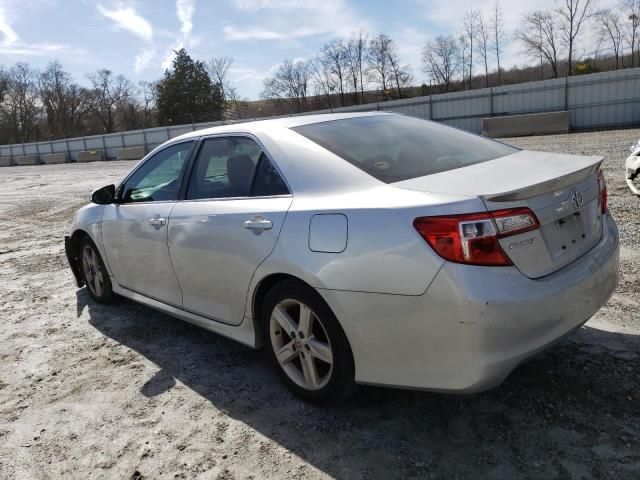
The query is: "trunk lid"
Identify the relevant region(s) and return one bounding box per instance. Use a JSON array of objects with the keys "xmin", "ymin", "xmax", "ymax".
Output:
[{"xmin": 395, "ymin": 150, "xmax": 604, "ymax": 278}]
